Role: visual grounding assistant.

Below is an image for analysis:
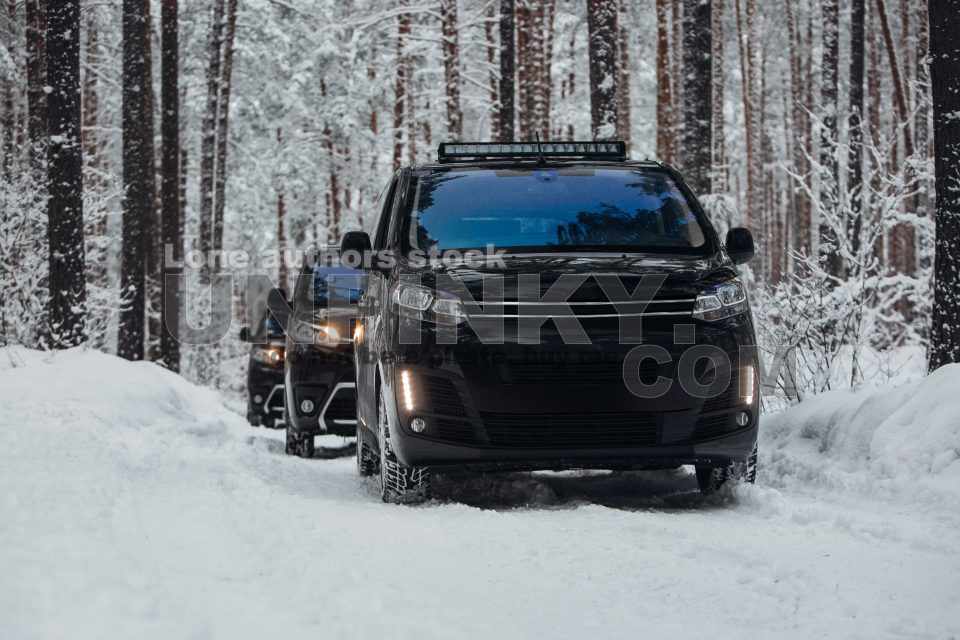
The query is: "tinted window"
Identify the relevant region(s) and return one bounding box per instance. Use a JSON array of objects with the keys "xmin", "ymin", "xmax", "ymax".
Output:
[{"xmin": 408, "ymin": 167, "xmax": 707, "ymax": 252}]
